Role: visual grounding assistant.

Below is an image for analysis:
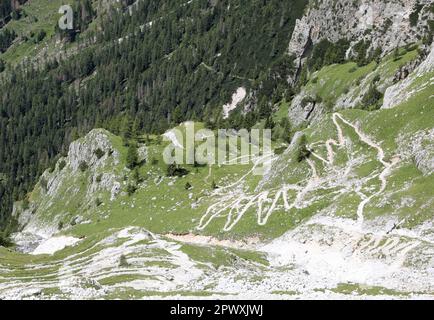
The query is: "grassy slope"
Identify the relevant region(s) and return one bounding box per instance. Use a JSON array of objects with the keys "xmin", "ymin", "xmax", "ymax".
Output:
[
  {"xmin": 16, "ymin": 80, "xmax": 433, "ymax": 242},
  {"xmin": 303, "ymin": 46, "xmax": 421, "ymax": 108},
  {"xmin": 0, "ymin": 0, "xmax": 65, "ymax": 64},
  {"xmin": 6, "ymin": 46, "xmax": 433, "ymax": 241},
  {"xmin": 0, "ymin": 44, "xmax": 432, "ymax": 298}
]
